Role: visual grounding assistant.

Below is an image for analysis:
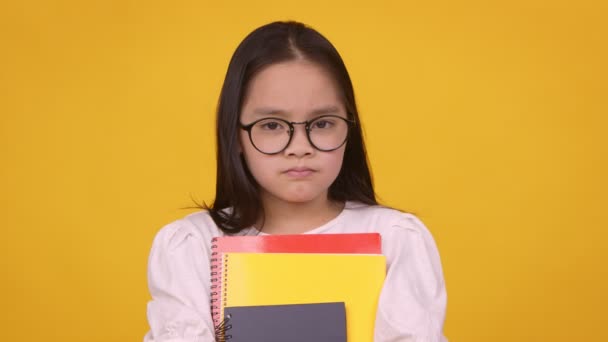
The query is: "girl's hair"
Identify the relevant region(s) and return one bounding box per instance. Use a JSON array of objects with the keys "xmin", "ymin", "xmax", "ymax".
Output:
[{"xmin": 203, "ymin": 20, "xmax": 377, "ymax": 233}]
